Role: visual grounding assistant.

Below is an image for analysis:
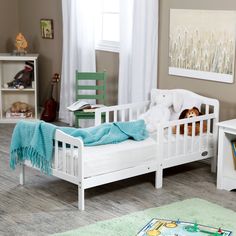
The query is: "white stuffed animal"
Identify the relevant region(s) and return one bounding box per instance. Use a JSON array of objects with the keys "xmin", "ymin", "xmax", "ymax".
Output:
[{"xmin": 140, "ymin": 89, "xmax": 183, "ymax": 133}]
